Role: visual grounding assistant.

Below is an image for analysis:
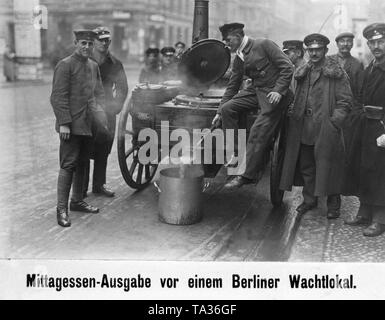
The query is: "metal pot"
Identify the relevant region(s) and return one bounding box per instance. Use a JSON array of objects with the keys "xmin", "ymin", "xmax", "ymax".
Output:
[{"xmin": 154, "ymin": 165, "xmax": 209, "ymax": 225}]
